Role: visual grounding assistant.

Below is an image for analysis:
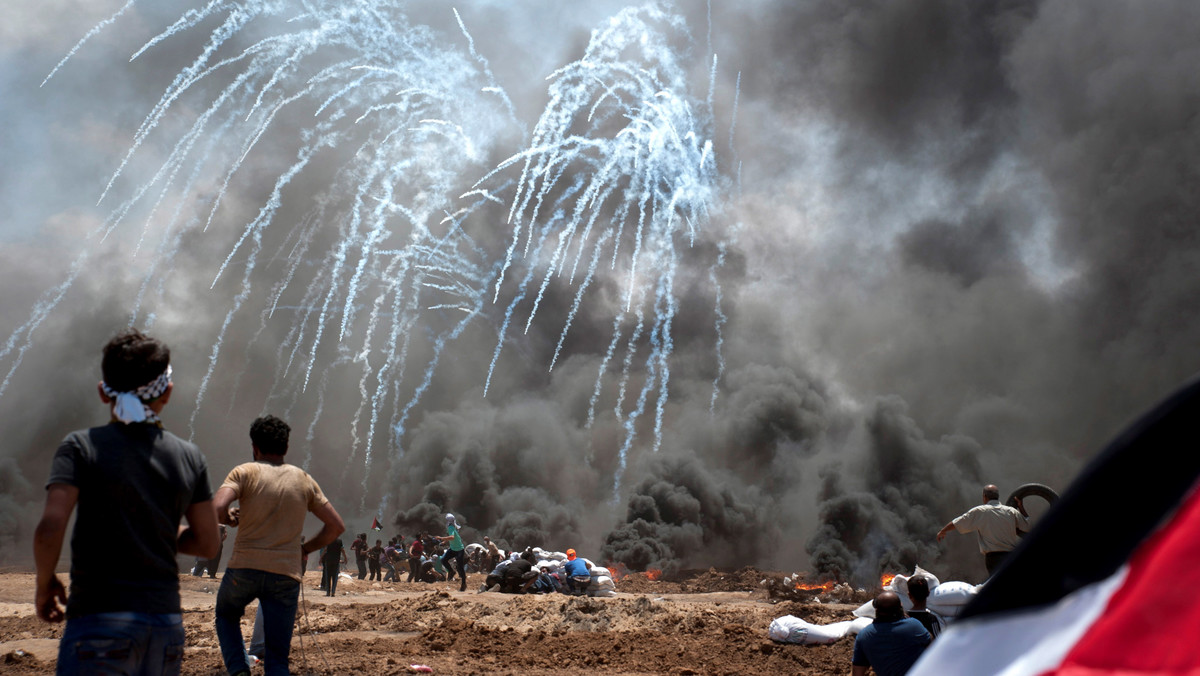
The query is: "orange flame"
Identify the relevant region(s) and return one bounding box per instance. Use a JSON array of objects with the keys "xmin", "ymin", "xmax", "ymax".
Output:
[
  {"xmin": 881, "ymin": 573, "xmax": 898, "ymax": 588},
  {"xmin": 794, "ymin": 580, "xmax": 835, "ymax": 592},
  {"xmin": 644, "ymin": 568, "xmax": 662, "ymax": 581},
  {"xmin": 604, "ymin": 561, "xmax": 631, "ymax": 581}
]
